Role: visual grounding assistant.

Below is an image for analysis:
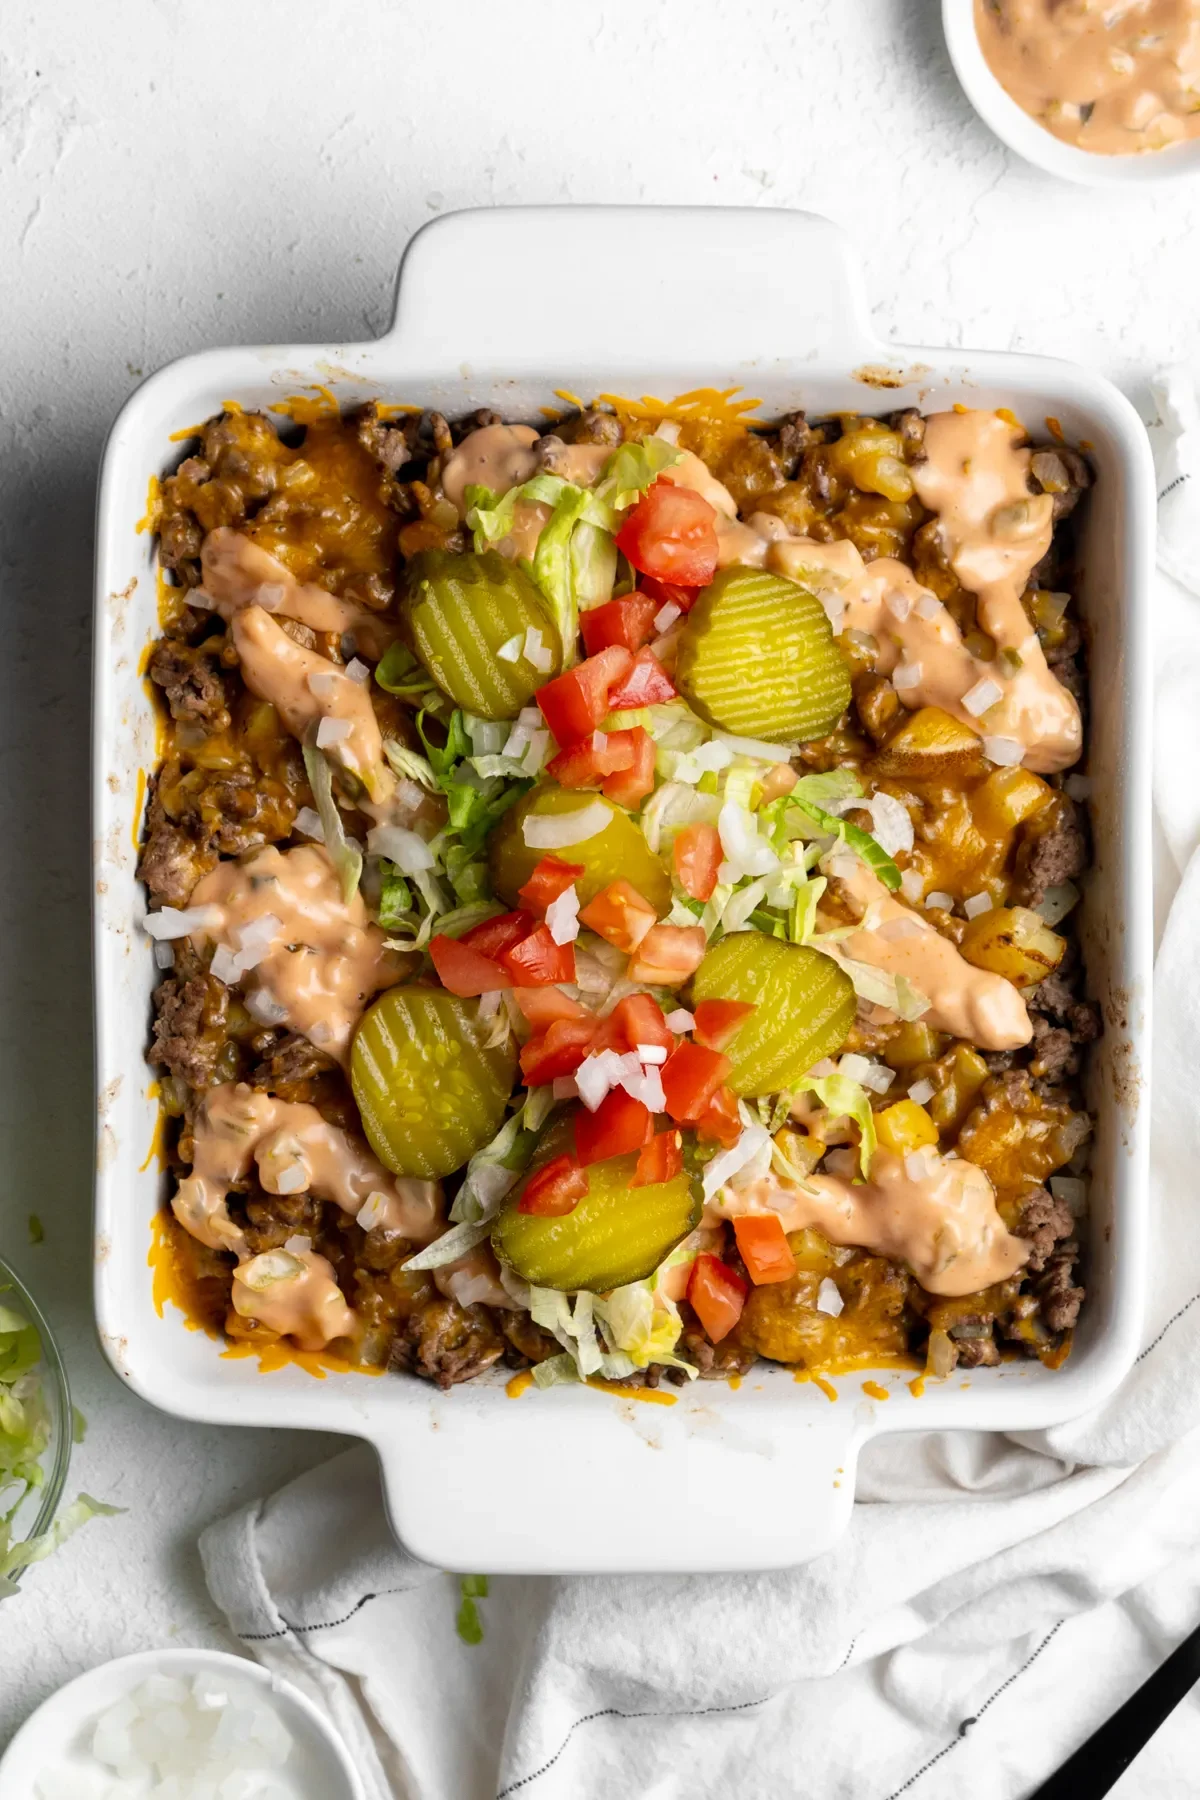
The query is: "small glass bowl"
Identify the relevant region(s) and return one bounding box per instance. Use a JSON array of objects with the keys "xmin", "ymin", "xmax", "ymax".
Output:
[{"xmin": 0, "ymin": 1253, "xmax": 72, "ymax": 1593}]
